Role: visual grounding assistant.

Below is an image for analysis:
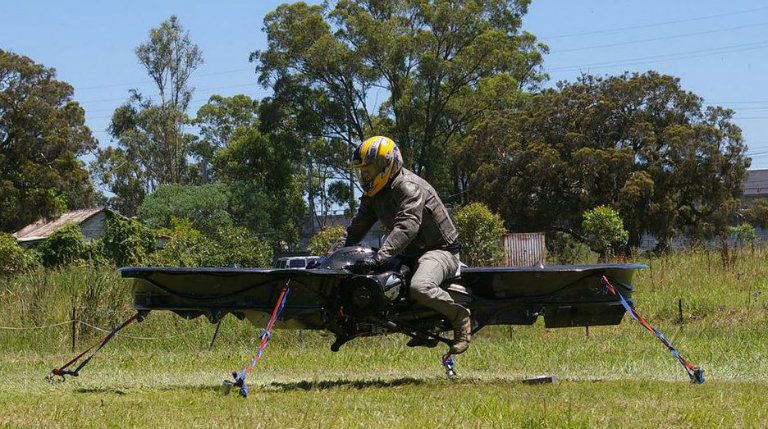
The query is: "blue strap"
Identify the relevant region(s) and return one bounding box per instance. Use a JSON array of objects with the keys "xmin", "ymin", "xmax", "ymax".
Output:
[
  {"xmin": 603, "ymin": 276, "xmax": 704, "ymax": 384},
  {"xmin": 230, "ymin": 283, "xmax": 291, "ymax": 397}
]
